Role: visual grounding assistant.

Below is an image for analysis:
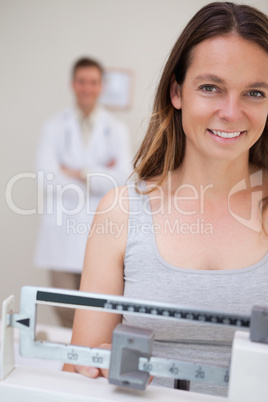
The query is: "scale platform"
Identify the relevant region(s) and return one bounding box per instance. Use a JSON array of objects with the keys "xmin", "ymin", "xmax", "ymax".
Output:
[{"xmin": 0, "ymin": 286, "xmax": 268, "ymax": 402}]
